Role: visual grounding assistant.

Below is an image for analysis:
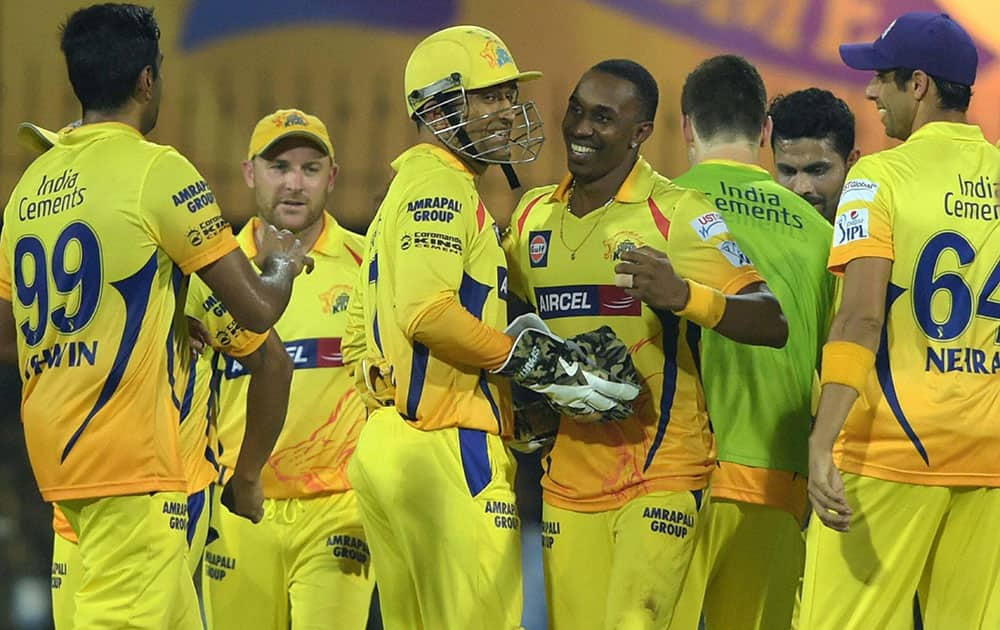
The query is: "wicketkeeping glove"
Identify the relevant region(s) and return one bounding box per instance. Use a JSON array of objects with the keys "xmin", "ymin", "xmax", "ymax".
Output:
[
  {"xmin": 493, "ymin": 313, "xmax": 640, "ymax": 418},
  {"xmin": 564, "ymin": 326, "xmax": 641, "ymax": 422},
  {"xmin": 508, "ymin": 384, "xmax": 560, "ymax": 453}
]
